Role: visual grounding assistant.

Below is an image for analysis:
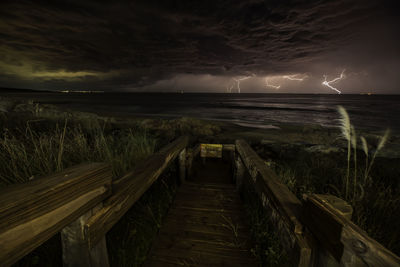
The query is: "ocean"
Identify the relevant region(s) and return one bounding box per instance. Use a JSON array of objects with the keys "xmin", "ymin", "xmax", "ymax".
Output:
[{"xmin": 2, "ymin": 92, "xmax": 400, "ymax": 133}]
